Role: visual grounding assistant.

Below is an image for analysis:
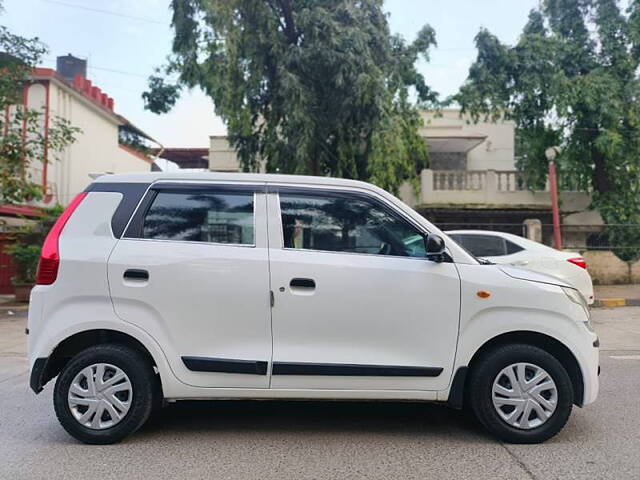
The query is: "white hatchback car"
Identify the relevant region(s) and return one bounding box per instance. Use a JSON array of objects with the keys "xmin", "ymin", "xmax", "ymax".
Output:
[
  {"xmin": 28, "ymin": 172, "xmax": 599, "ymax": 444},
  {"xmin": 445, "ymin": 230, "xmax": 594, "ymax": 304}
]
